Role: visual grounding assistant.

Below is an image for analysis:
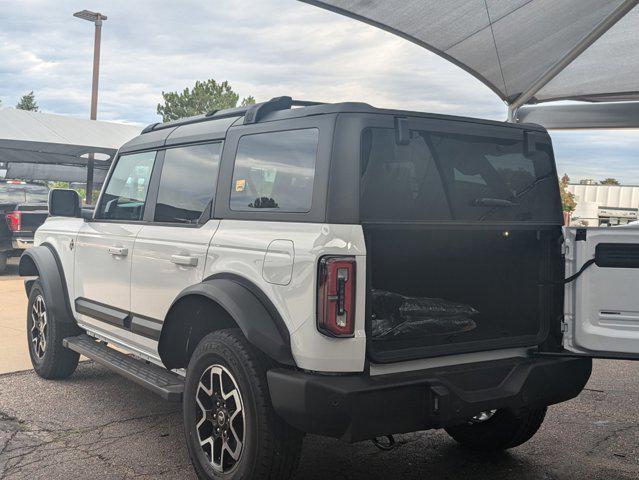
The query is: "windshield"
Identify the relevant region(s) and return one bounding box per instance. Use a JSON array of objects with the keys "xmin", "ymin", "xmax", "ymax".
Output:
[
  {"xmin": 360, "ymin": 127, "xmax": 561, "ymax": 223},
  {"xmin": 0, "ymin": 185, "xmax": 49, "ymax": 204}
]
